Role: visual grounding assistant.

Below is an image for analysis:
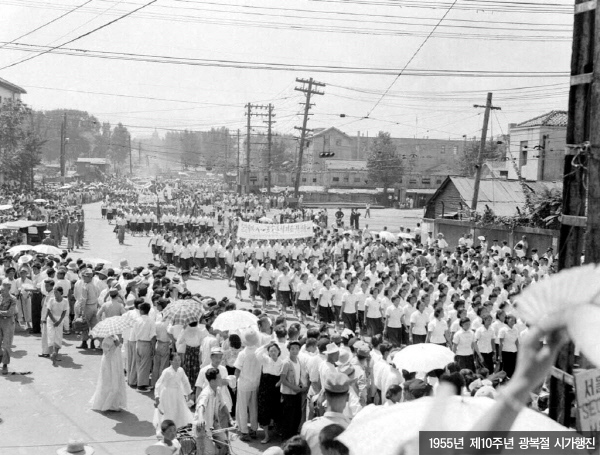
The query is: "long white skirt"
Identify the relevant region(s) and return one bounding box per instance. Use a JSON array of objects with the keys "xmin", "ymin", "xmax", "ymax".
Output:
[{"xmin": 90, "ymin": 340, "xmax": 127, "ymax": 411}]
